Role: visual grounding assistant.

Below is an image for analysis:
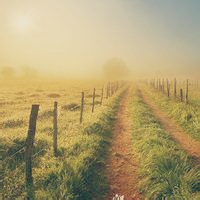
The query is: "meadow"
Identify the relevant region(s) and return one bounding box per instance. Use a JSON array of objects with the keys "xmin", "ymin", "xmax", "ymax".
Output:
[
  {"xmin": 0, "ymin": 79, "xmax": 126, "ymax": 199},
  {"xmin": 2, "ymin": 78, "xmax": 200, "ymax": 199}
]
